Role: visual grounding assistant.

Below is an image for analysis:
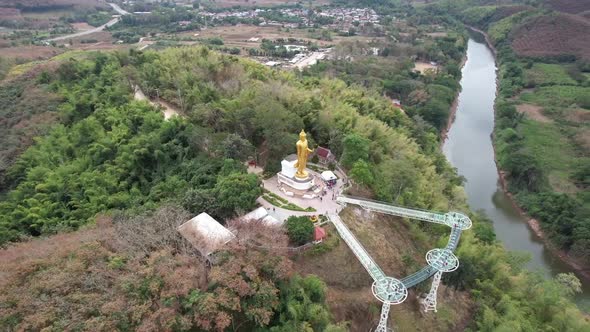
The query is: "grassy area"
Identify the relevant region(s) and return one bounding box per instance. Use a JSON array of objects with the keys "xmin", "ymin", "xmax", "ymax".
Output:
[
  {"xmin": 5, "ymin": 50, "xmax": 89, "ymax": 80},
  {"xmin": 305, "ymin": 227, "xmax": 340, "ymax": 256},
  {"xmin": 460, "ymin": 6, "xmax": 497, "ymax": 26},
  {"xmin": 524, "ymin": 63, "xmax": 577, "ymax": 86},
  {"xmin": 487, "ymin": 14, "xmax": 516, "ymax": 43},
  {"xmin": 262, "ymin": 192, "xmax": 316, "ymax": 212},
  {"xmin": 519, "ymin": 119, "xmax": 579, "ymax": 192},
  {"xmin": 6, "ymin": 61, "xmax": 45, "ymax": 79},
  {"xmin": 520, "ymin": 85, "xmax": 590, "ymax": 108}
]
